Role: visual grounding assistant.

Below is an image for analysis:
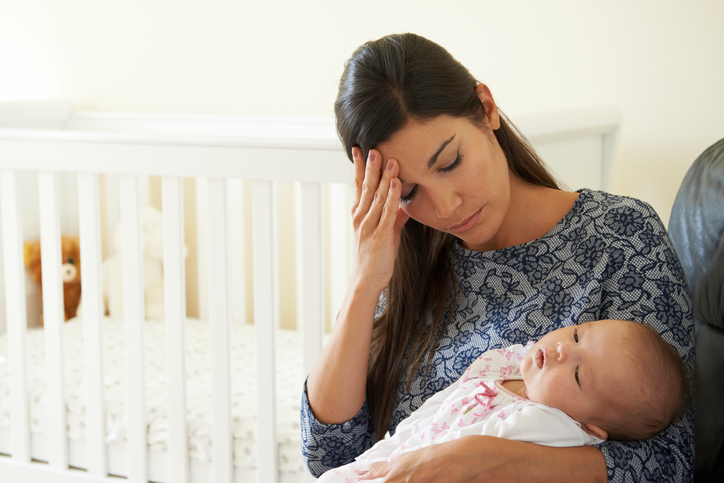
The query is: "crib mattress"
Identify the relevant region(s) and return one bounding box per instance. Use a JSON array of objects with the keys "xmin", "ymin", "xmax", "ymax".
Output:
[{"xmin": 0, "ymin": 316, "xmax": 306, "ymax": 473}]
